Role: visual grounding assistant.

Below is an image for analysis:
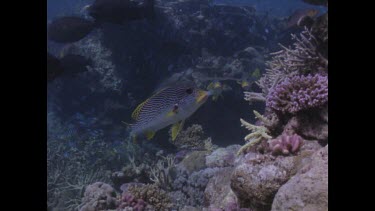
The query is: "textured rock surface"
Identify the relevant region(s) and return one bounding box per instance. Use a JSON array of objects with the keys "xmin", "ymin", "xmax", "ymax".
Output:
[
  {"xmin": 80, "ymin": 182, "xmax": 118, "ymax": 211},
  {"xmin": 230, "ymin": 153, "xmax": 296, "ymax": 211},
  {"xmin": 204, "ymin": 167, "xmax": 236, "ymax": 208},
  {"xmin": 206, "ymin": 145, "xmax": 241, "ymax": 168},
  {"xmin": 178, "ymin": 150, "xmax": 209, "ymax": 174},
  {"xmin": 271, "ymin": 145, "xmax": 328, "ymax": 211}
]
